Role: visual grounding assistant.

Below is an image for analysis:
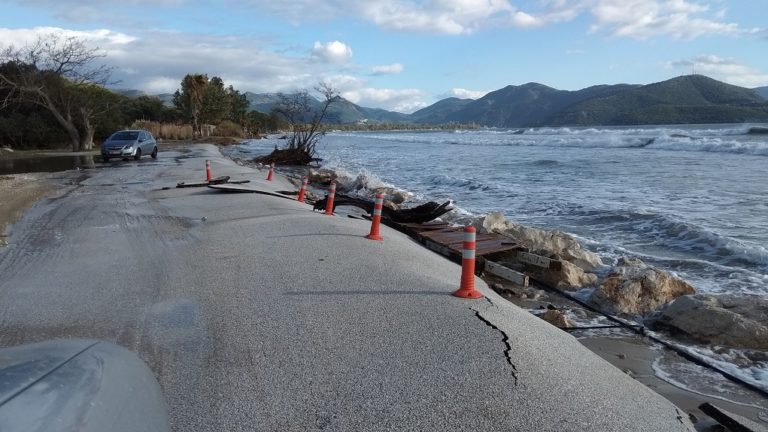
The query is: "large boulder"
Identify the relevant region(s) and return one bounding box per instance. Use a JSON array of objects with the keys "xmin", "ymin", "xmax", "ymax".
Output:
[
  {"xmin": 525, "ymin": 257, "xmax": 599, "ymax": 291},
  {"xmin": 478, "ymin": 212, "xmax": 603, "ymax": 271},
  {"xmin": 646, "ymin": 294, "xmax": 768, "ymax": 350},
  {"xmin": 540, "ymin": 309, "xmax": 574, "ymax": 329},
  {"xmin": 307, "ymin": 168, "xmax": 336, "ymax": 185},
  {"xmin": 589, "ymin": 257, "xmax": 695, "ymax": 315}
]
